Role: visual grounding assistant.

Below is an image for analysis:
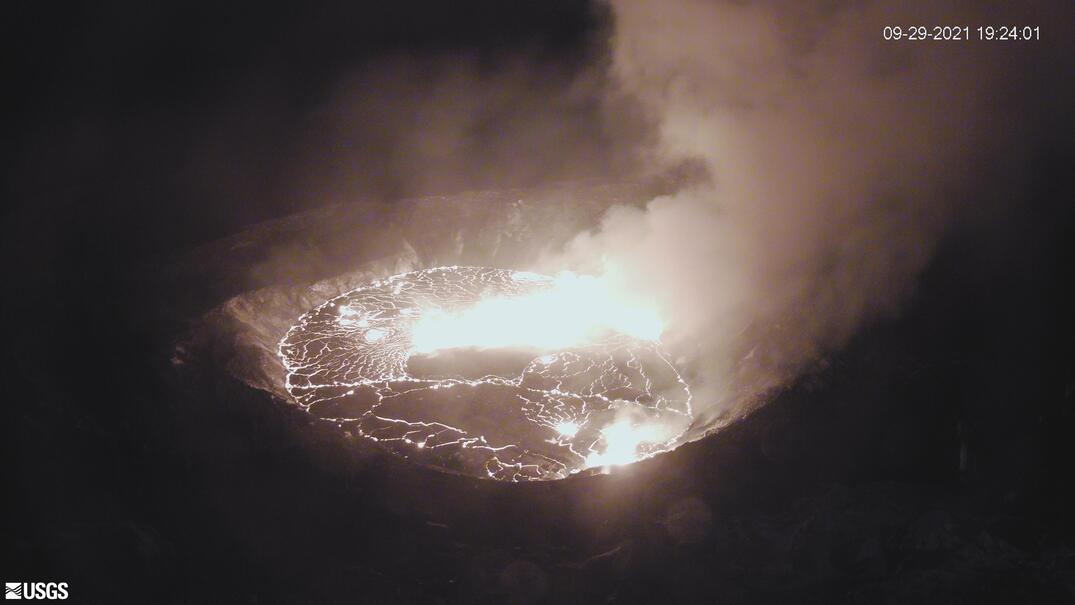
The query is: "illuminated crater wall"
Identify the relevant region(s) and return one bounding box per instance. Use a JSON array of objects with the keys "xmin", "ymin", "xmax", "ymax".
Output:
[{"xmin": 278, "ymin": 266, "xmax": 694, "ymax": 481}]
